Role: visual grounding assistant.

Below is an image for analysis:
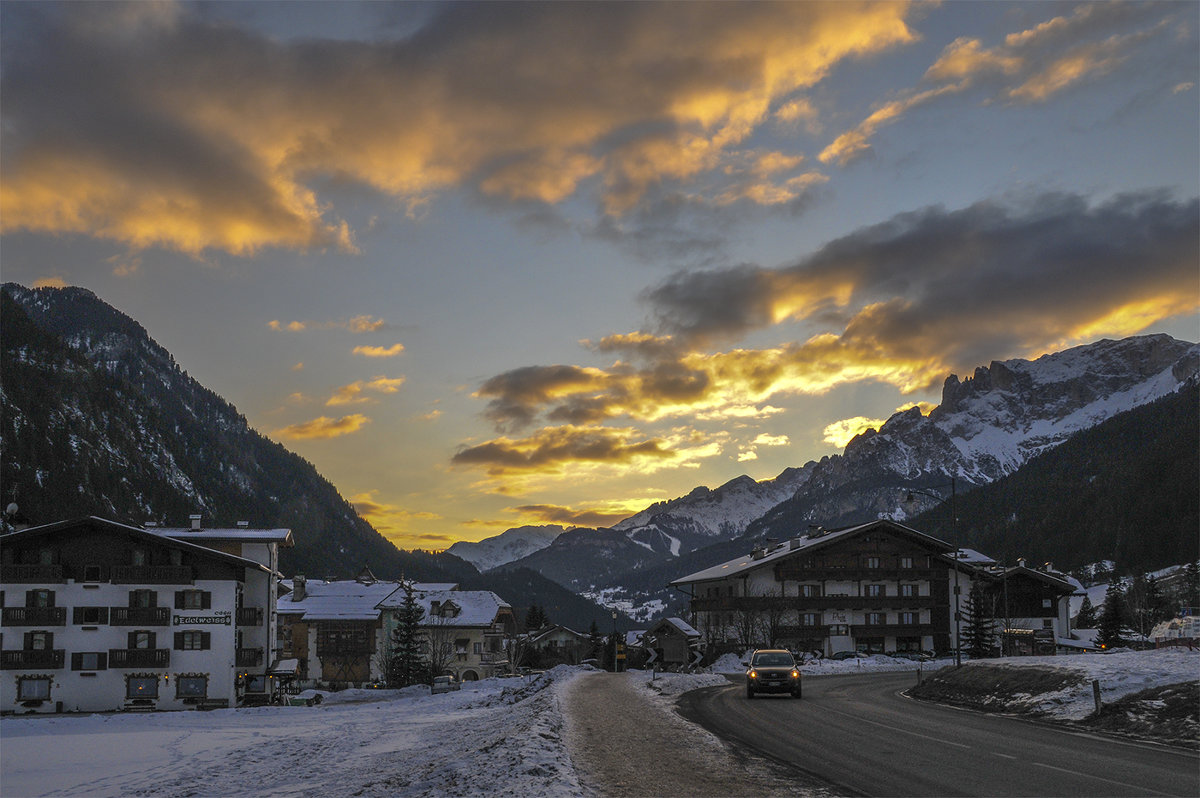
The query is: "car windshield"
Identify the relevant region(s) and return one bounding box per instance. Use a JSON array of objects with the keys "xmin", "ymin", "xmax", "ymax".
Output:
[{"xmin": 753, "ymin": 653, "xmax": 794, "ymax": 667}]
